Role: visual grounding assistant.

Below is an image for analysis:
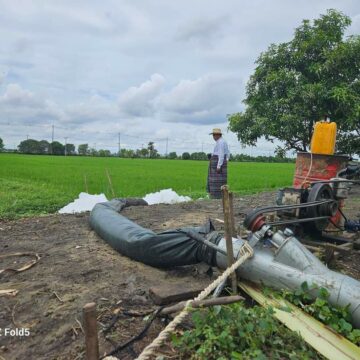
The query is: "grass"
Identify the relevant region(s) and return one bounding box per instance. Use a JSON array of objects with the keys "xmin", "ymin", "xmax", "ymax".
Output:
[{"xmin": 0, "ymin": 153, "xmax": 295, "ymax": 219}]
